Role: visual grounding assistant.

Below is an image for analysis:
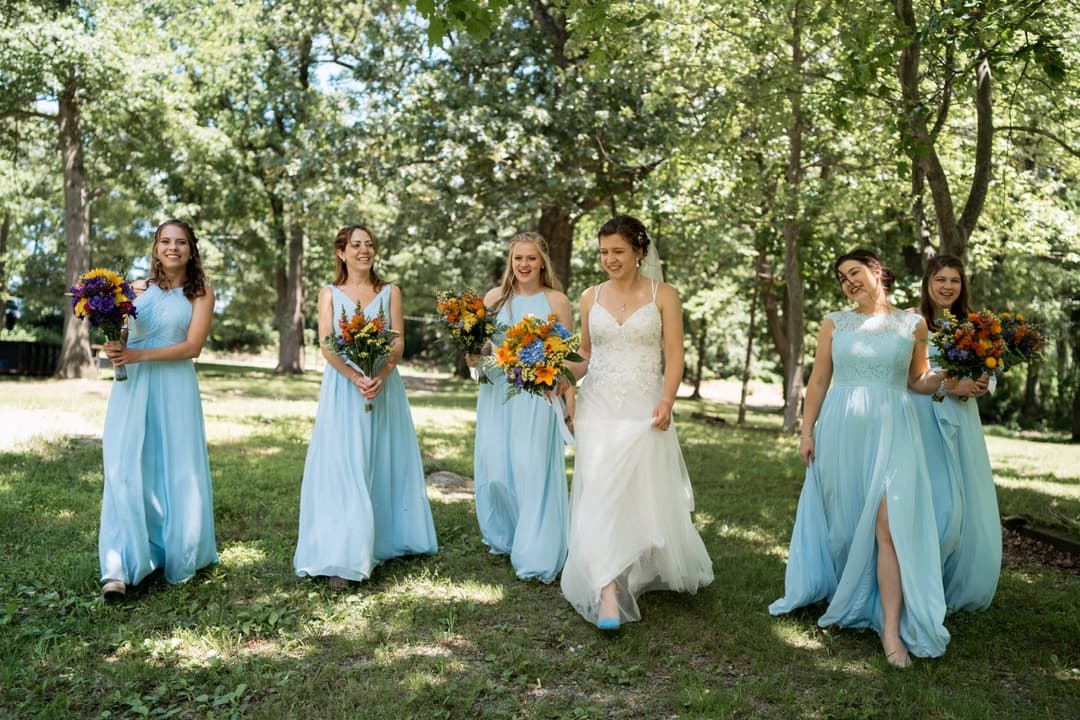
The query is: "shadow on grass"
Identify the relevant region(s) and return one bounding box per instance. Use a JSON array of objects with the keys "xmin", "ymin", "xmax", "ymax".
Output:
[{"xmin": 2, "ymin": 387, "xmax": 1079, "ymax": 718}]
